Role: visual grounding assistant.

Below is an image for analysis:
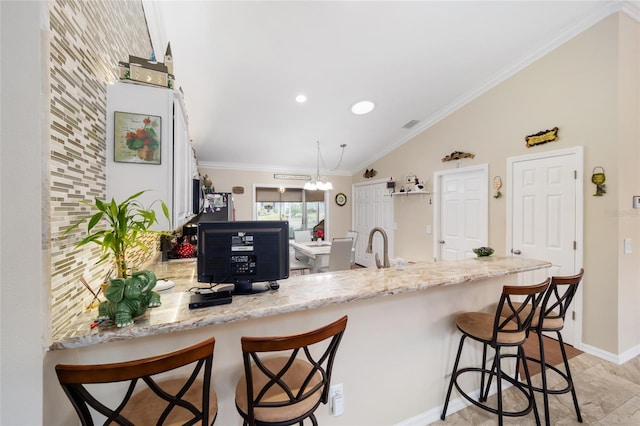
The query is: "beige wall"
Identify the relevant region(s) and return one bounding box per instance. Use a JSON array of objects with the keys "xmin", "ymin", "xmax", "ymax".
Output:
[
  {"xmin": 192, "ymin": 13, "xmax": 639, "ymax": 357},
  {"xmin": 197, "ymin": 167, "xmax": 353, "ymax": 240},
  {"xmin": 353, "ymin": 13, "xmax": 640, "ymax": 356},
  {"xmin": 616, "ymin": 13, "xmax": 640, "ymax": 354}
]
